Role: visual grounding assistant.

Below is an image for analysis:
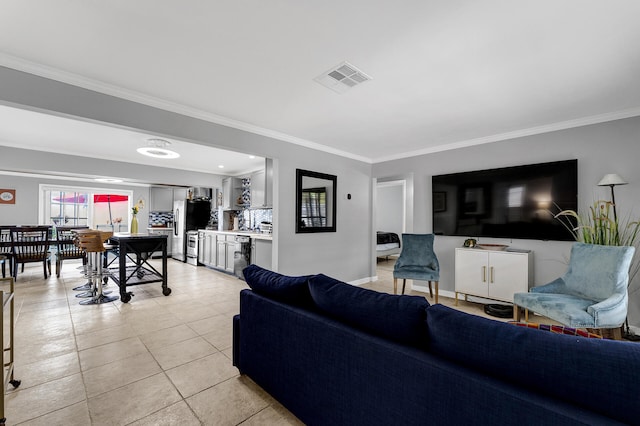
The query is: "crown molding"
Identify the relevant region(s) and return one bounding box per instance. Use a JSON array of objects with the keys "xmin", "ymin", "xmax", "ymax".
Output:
[
  {"xmin": 2, "ymin": 53, "xmax": 639, "ymax": 166},
  {"xmin": 372, "ymin": 107, "xmax": 640, "ymax": 163},
  {"xmin": 0, "ymin": 53, "xmax": 372, "ymax": 164}
]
